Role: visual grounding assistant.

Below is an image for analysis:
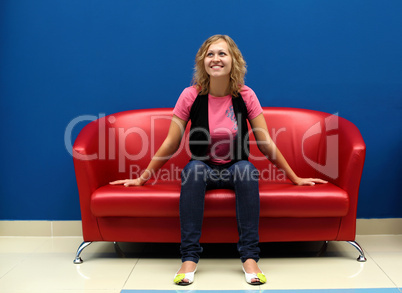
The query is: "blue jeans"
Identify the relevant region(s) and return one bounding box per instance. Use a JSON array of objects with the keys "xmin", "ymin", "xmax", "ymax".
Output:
[{"xmin": 179, "ymin": 160, "xmax": 261, "ymax": 264}]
